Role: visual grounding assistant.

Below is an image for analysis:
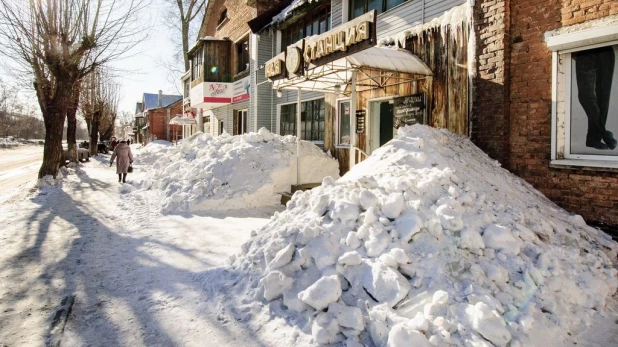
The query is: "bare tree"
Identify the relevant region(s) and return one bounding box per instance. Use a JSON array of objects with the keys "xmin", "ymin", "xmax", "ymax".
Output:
[
  {"xmin": 0, "ymin": 0, "xmax": 148, "ymax": 178},
  {"xmin": 163, "ymin": 0, "xmax": 207, "ymax": 72},
  {"xmin": 80, "ymin": 68, "xmax": 119, "ymax": 156}
]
